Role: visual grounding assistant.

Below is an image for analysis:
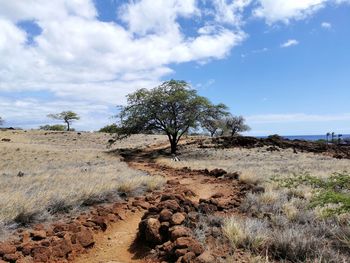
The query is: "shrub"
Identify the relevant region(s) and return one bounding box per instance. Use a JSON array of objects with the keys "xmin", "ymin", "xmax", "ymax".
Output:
[
  {"xmin": 269, "ymin": 226, "xmax": 322, "ymax": 262},
  {"xmin": 223, "ymin": 216, "xmax": 269, "ymax": 252},
  {"xmin": 272, "ymin": 172, "xmax": 350, "ymax": 216},
  {"xmin": 99, "ymin": 124, "xmax": 119, "ymax": 133},
  {"xmin": 39, "ymin": 124, "xmax": 66, "ymax": 131}
]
